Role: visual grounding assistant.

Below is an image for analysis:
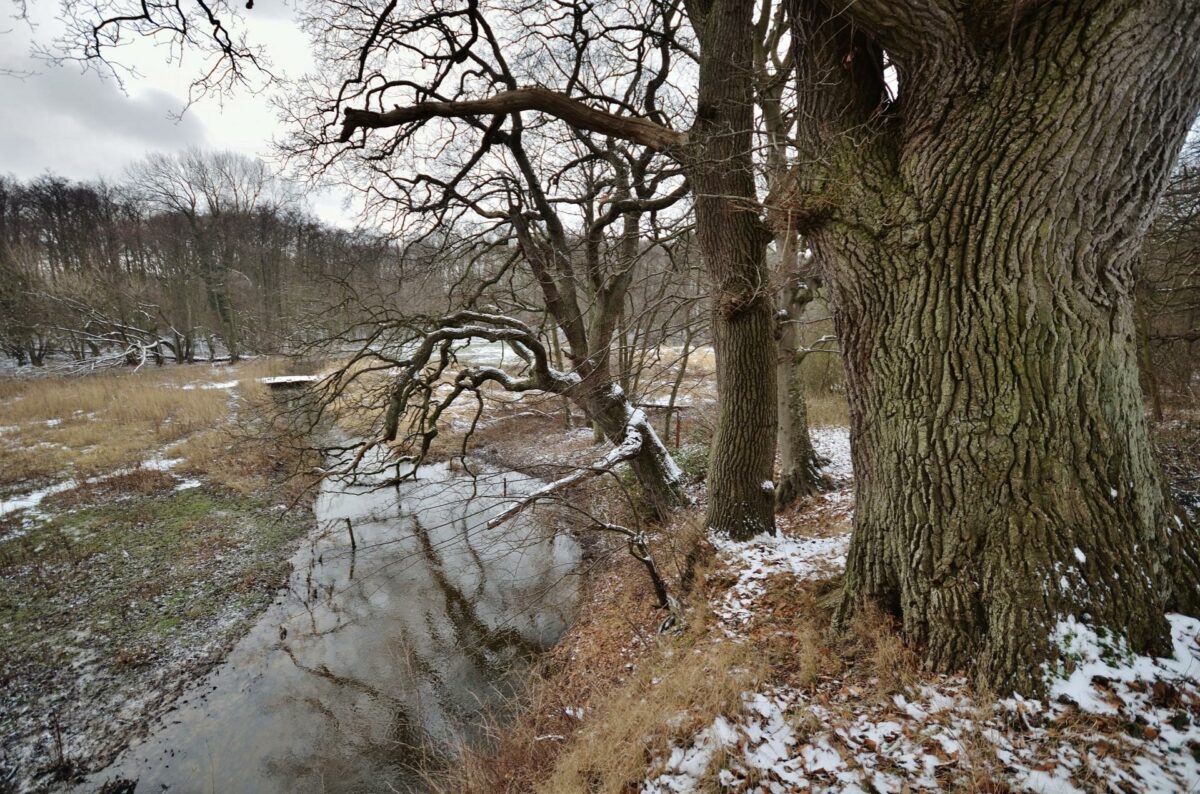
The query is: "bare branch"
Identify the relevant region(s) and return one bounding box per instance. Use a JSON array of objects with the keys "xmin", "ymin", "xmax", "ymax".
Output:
[
  {"xmin": 339, "ymin": 87, "xmax": 688, "ymax": 153},
  {"xmin": 485, "ymin": 423, "xmax": 644, "ymax": 529}
]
